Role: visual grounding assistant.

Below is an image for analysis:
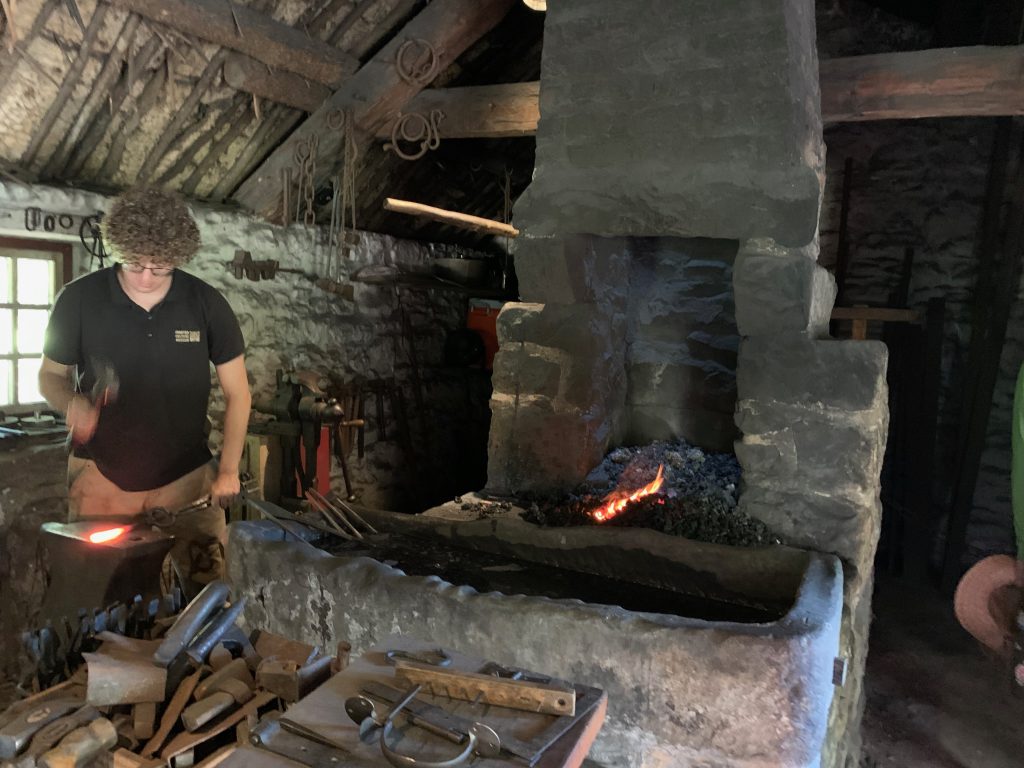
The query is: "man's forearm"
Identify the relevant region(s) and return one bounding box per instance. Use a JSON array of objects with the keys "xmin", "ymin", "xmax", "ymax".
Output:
[
  {"xmin": 38, "ymin": 369, "xmax": 77, "ymax": 415},
  {"xmin": 218, "ymin": 392, "xmax": 252, "ymax": 475}
]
